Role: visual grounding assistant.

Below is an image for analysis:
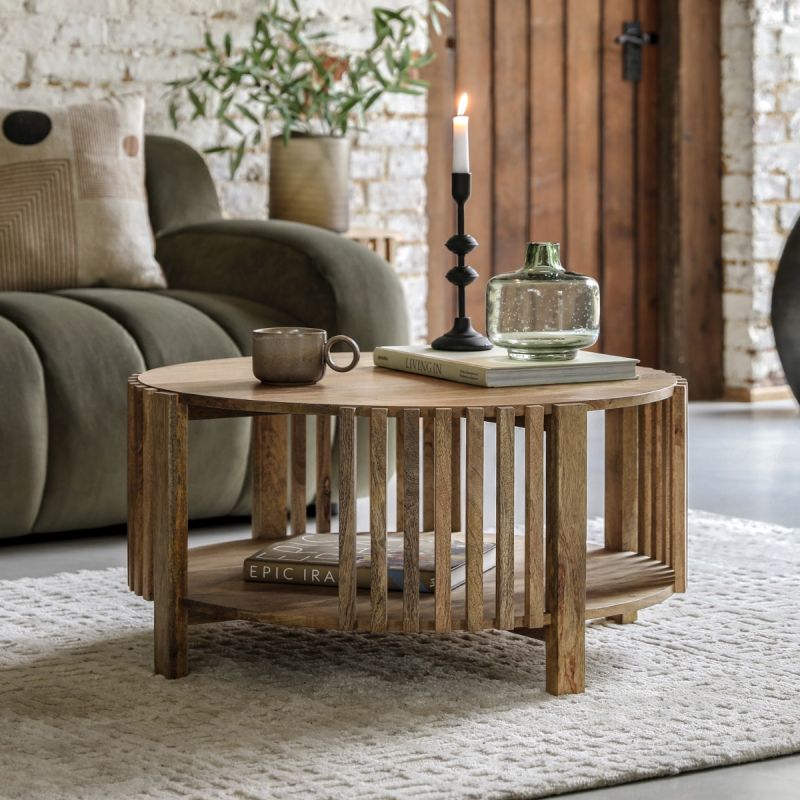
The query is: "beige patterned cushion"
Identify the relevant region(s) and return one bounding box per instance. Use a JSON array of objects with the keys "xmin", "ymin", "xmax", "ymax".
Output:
[{"xmin": 0, "ymin": 96, "xmax": 165, "ymax": 292}]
